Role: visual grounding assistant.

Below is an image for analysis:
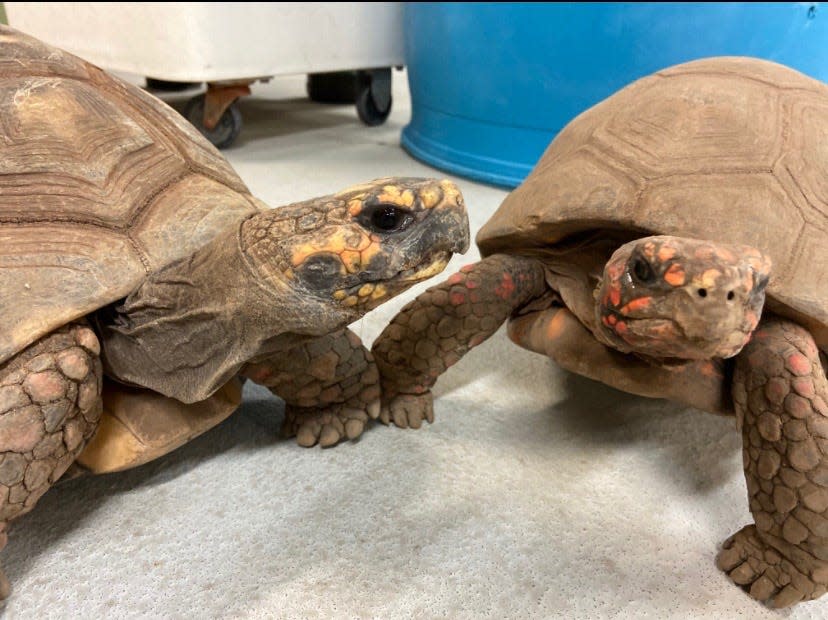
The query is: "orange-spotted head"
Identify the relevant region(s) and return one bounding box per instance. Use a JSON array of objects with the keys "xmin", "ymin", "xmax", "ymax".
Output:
[
  {"xmin": 594, "ymin": 236, "xmax": 771, "ymax": 359},
  {"xmin": 240, "ymin": 177, "xmax": 469, "ymax": 319}
]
